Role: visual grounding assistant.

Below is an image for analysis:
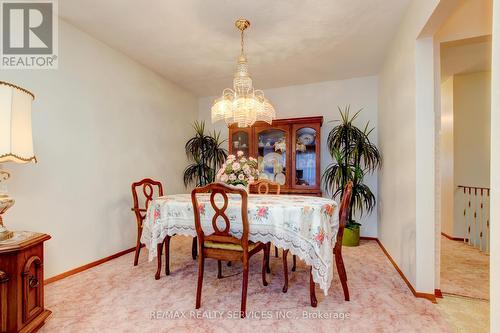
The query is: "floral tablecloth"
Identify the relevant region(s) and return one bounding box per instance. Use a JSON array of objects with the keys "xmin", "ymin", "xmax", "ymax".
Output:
[{"xmin": 141, "ymin": 193, "xmax": 338, "ymax": 295}]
